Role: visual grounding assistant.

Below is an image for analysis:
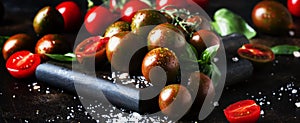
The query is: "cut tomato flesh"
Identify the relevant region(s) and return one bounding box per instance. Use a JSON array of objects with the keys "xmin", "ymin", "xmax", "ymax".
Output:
[
  {"xmin": 238, "ymin": 44, "xmax": 274, "ymax": 63},
  {"xmin": 80, "ymin": 37, "xmax": 109, "ymax": 54},
  {"xmin": 15, "ymin": 53, "xmax": 35, "ymax": 70},
  {"xmin": 6, "ymin": 50, "xmax": 41, "ymax": 79},
  {"xmin": 224, "ymin": 100, "xmax": 261, "ymax": 123}
]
